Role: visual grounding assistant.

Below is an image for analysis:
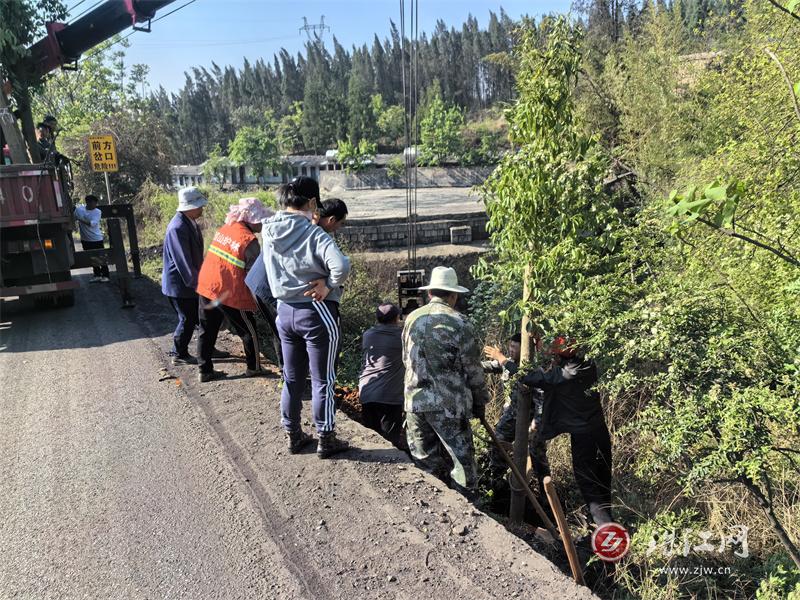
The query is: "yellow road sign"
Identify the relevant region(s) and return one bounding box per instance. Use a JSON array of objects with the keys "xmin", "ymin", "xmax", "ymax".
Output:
[{"xmin": 88, "ymin": 135, "xmax": 118, "ymax": 172}]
